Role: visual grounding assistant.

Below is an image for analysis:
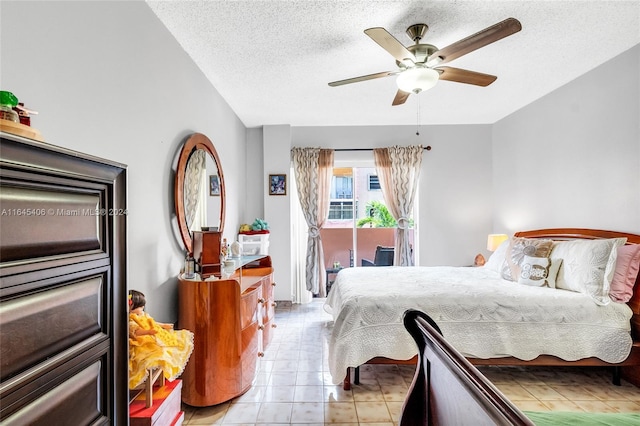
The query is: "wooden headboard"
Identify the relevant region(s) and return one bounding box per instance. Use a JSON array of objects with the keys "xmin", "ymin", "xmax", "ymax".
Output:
[{"xmin": 514, "ymin": 228, "xmax": 640, "ymax": 337}]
